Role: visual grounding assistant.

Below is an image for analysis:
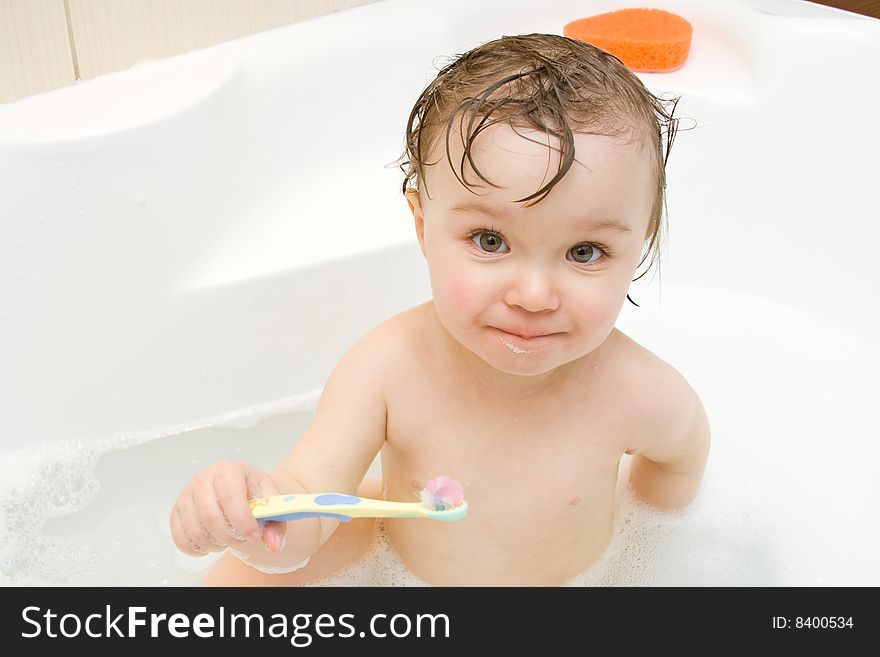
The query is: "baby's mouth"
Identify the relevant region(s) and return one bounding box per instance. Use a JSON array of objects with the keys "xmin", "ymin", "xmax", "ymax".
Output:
[{"xmin": 492, "ymin": 327, "xmax": 558, "ymax": 353}]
